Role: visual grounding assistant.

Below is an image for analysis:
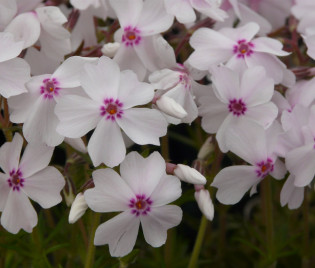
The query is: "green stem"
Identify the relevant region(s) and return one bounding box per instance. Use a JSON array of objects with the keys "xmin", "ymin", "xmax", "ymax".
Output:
[
  {"xmin": 261, "ymin": 177, "xmax": 274, "ymax": 263},
  {"xmin": 302, "ymin": 189, "xmax": 310, "ymax": 268},
  {"xmin": 84, "ymin": 212, "xmax": 100, "ymax": 268},
  {"xmin": 188, "ymin": 215, "xmax": 208, "ymax": 268}
]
